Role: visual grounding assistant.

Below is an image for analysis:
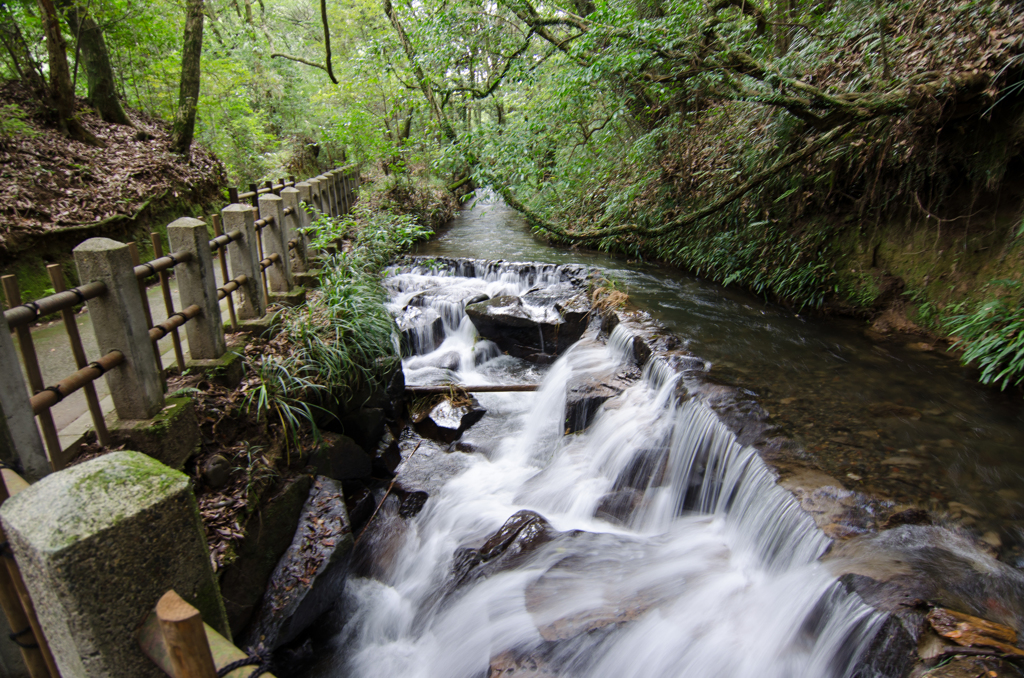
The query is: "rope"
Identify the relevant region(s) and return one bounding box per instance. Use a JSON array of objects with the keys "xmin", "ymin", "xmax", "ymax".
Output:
[
  {"xmin": 19, "ymin": 301, "xmax": 41, "ymax": 321},
  {"xmin": 88, "ymin": 361, "xmax": 107, "ymax": 376},
  {"xmin": 9, "ymin": 627, "xmax": 39, "ymax": 649},
  {"xmin": 167, "ymin": 254, "xmax": 179, "ymax": 266},
  {"xmin": 216, "ymin": 648, "xmax": 272, "ymax": 678},
  {"xmin": 142, "ymin": 262, "xmax": 157, "ymax": 277},
  {"xmin": 40, "ymin": 385, "xmax": 64, "ymax": 403},
  {"xmin": 71, "ymin": 287, "xmax": 86, "ymax": 304}
]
